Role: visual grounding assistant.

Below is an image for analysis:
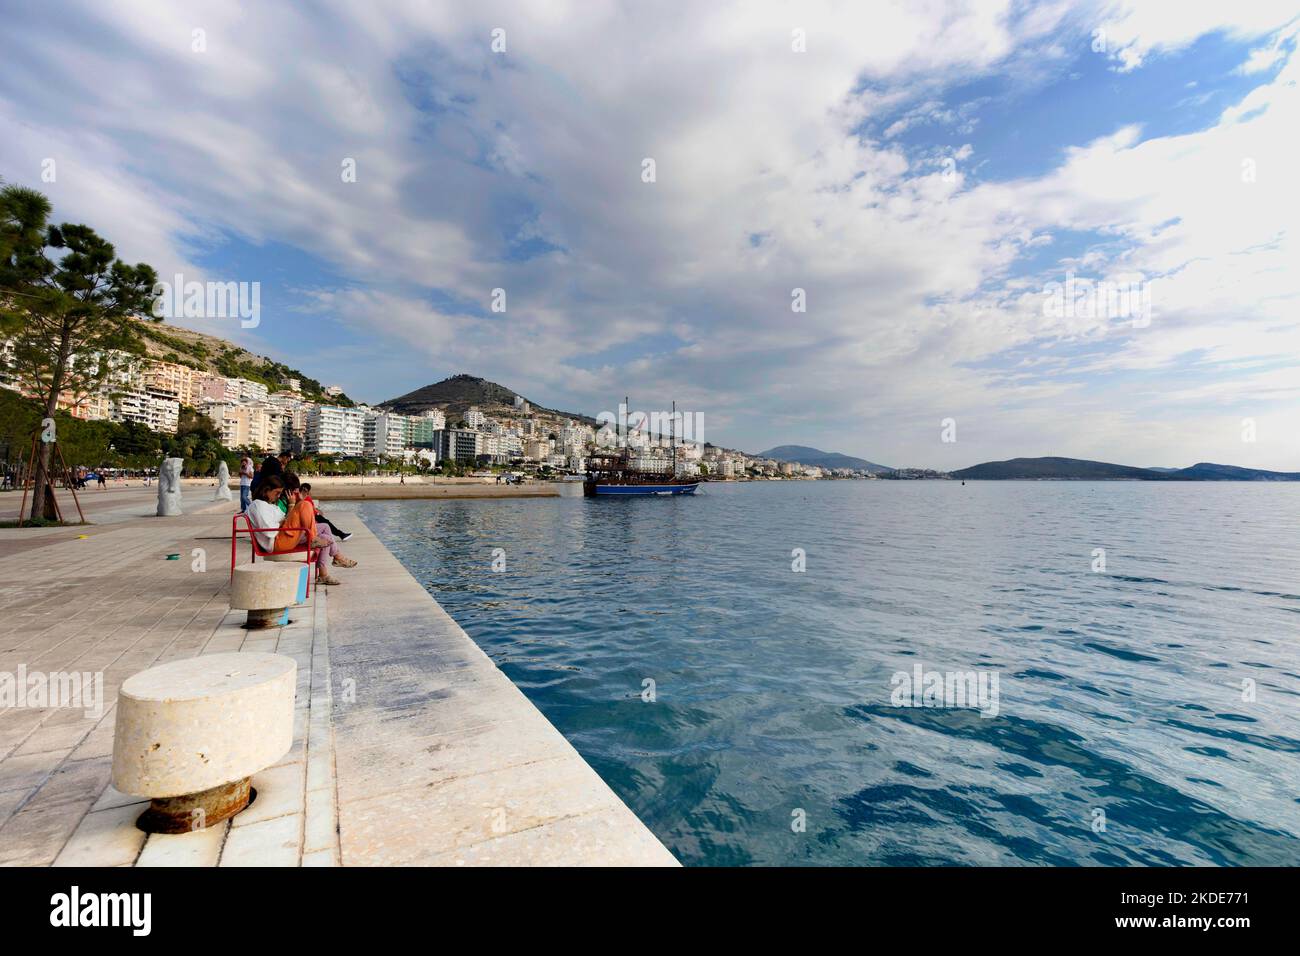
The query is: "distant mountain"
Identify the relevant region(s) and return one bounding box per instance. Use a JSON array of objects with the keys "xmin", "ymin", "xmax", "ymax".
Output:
[
  {"xmin": 951, "ymin": 456, "xmax": 1300, "ymax": 481},
  {"xmin": 1172, "ymin": 462, "xmax": 1300, "ymax": 481},
  {"xmin": 756, "ymin": 445, "xmax": 892, "ymax": 474},
  {"xmin": 381, "ymin": 374, "xmax": 596, "ymax": 425},
  {"xmin": 951, "ymin": 457, "xmax": 1163, "ymax": 480}
]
